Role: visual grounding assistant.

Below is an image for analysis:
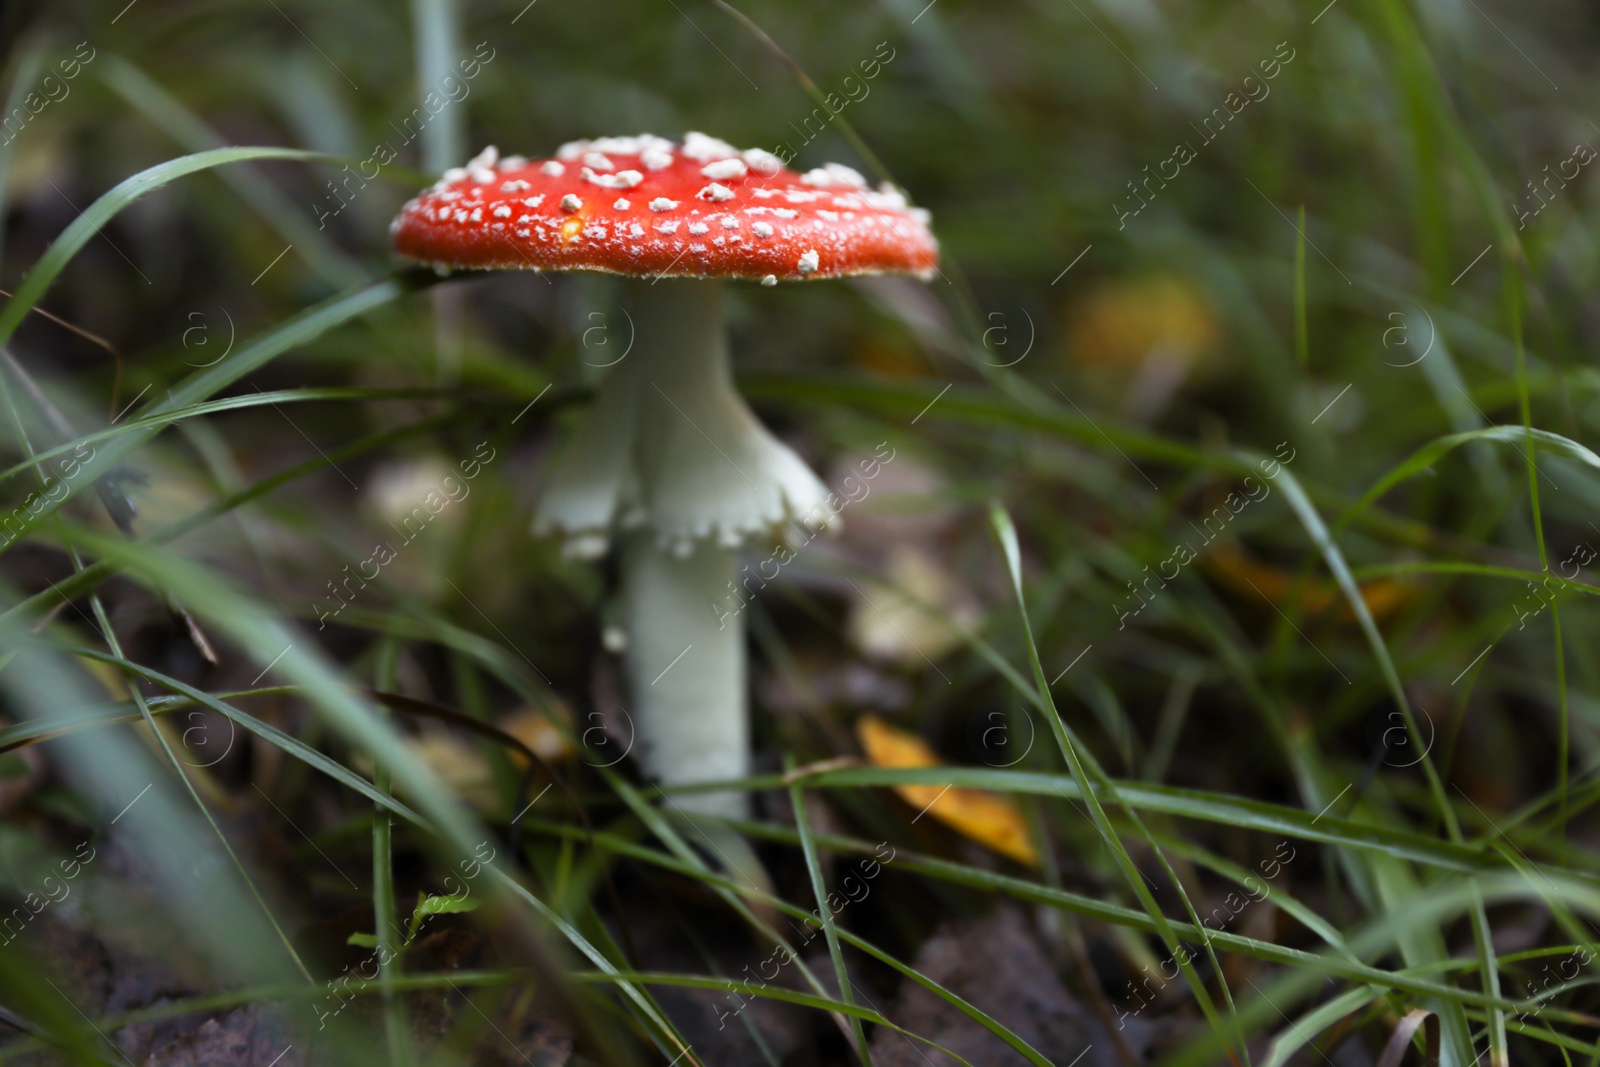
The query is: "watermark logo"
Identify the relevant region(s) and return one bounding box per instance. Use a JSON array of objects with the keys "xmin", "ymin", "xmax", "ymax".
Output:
[
  {"xmin": 580, "ymin": 707, "xmax": 635, "ymax": 768},
  {"xmin": 764, "ymin": 42, "xmax": 896, "ymax": 166},
  {"xmin": 580, "ymin": 309, "xmax": 634, "ymax": 368},
  {"xmin": 181, "ymin": 307, "xmax": 235, "ymax": 368},
  {"xmin": 978, "ymin": 308, "xmax": 1035, "ymax": 368},
  {"xmin": 0, "ymin": 42, "xmax": 95, "ymax": 149},
  {"xmin": 1515, "ymin": 142, "xmax": 1596, "ymax": 231},
  {"xmin": 966, "ymin": 708, "xmax": 1035, "ymax": 768},
  {"xmin": 179, "ymin": 711, "xmax": 236, "ymax": 769},
  {"xmin": 1381, "ymin": 308, "xmax": 1433, "ymax": 368},
  {"xmin": 1369, "ymin": 706, "xmax": 1435, "ymax": 768}
]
